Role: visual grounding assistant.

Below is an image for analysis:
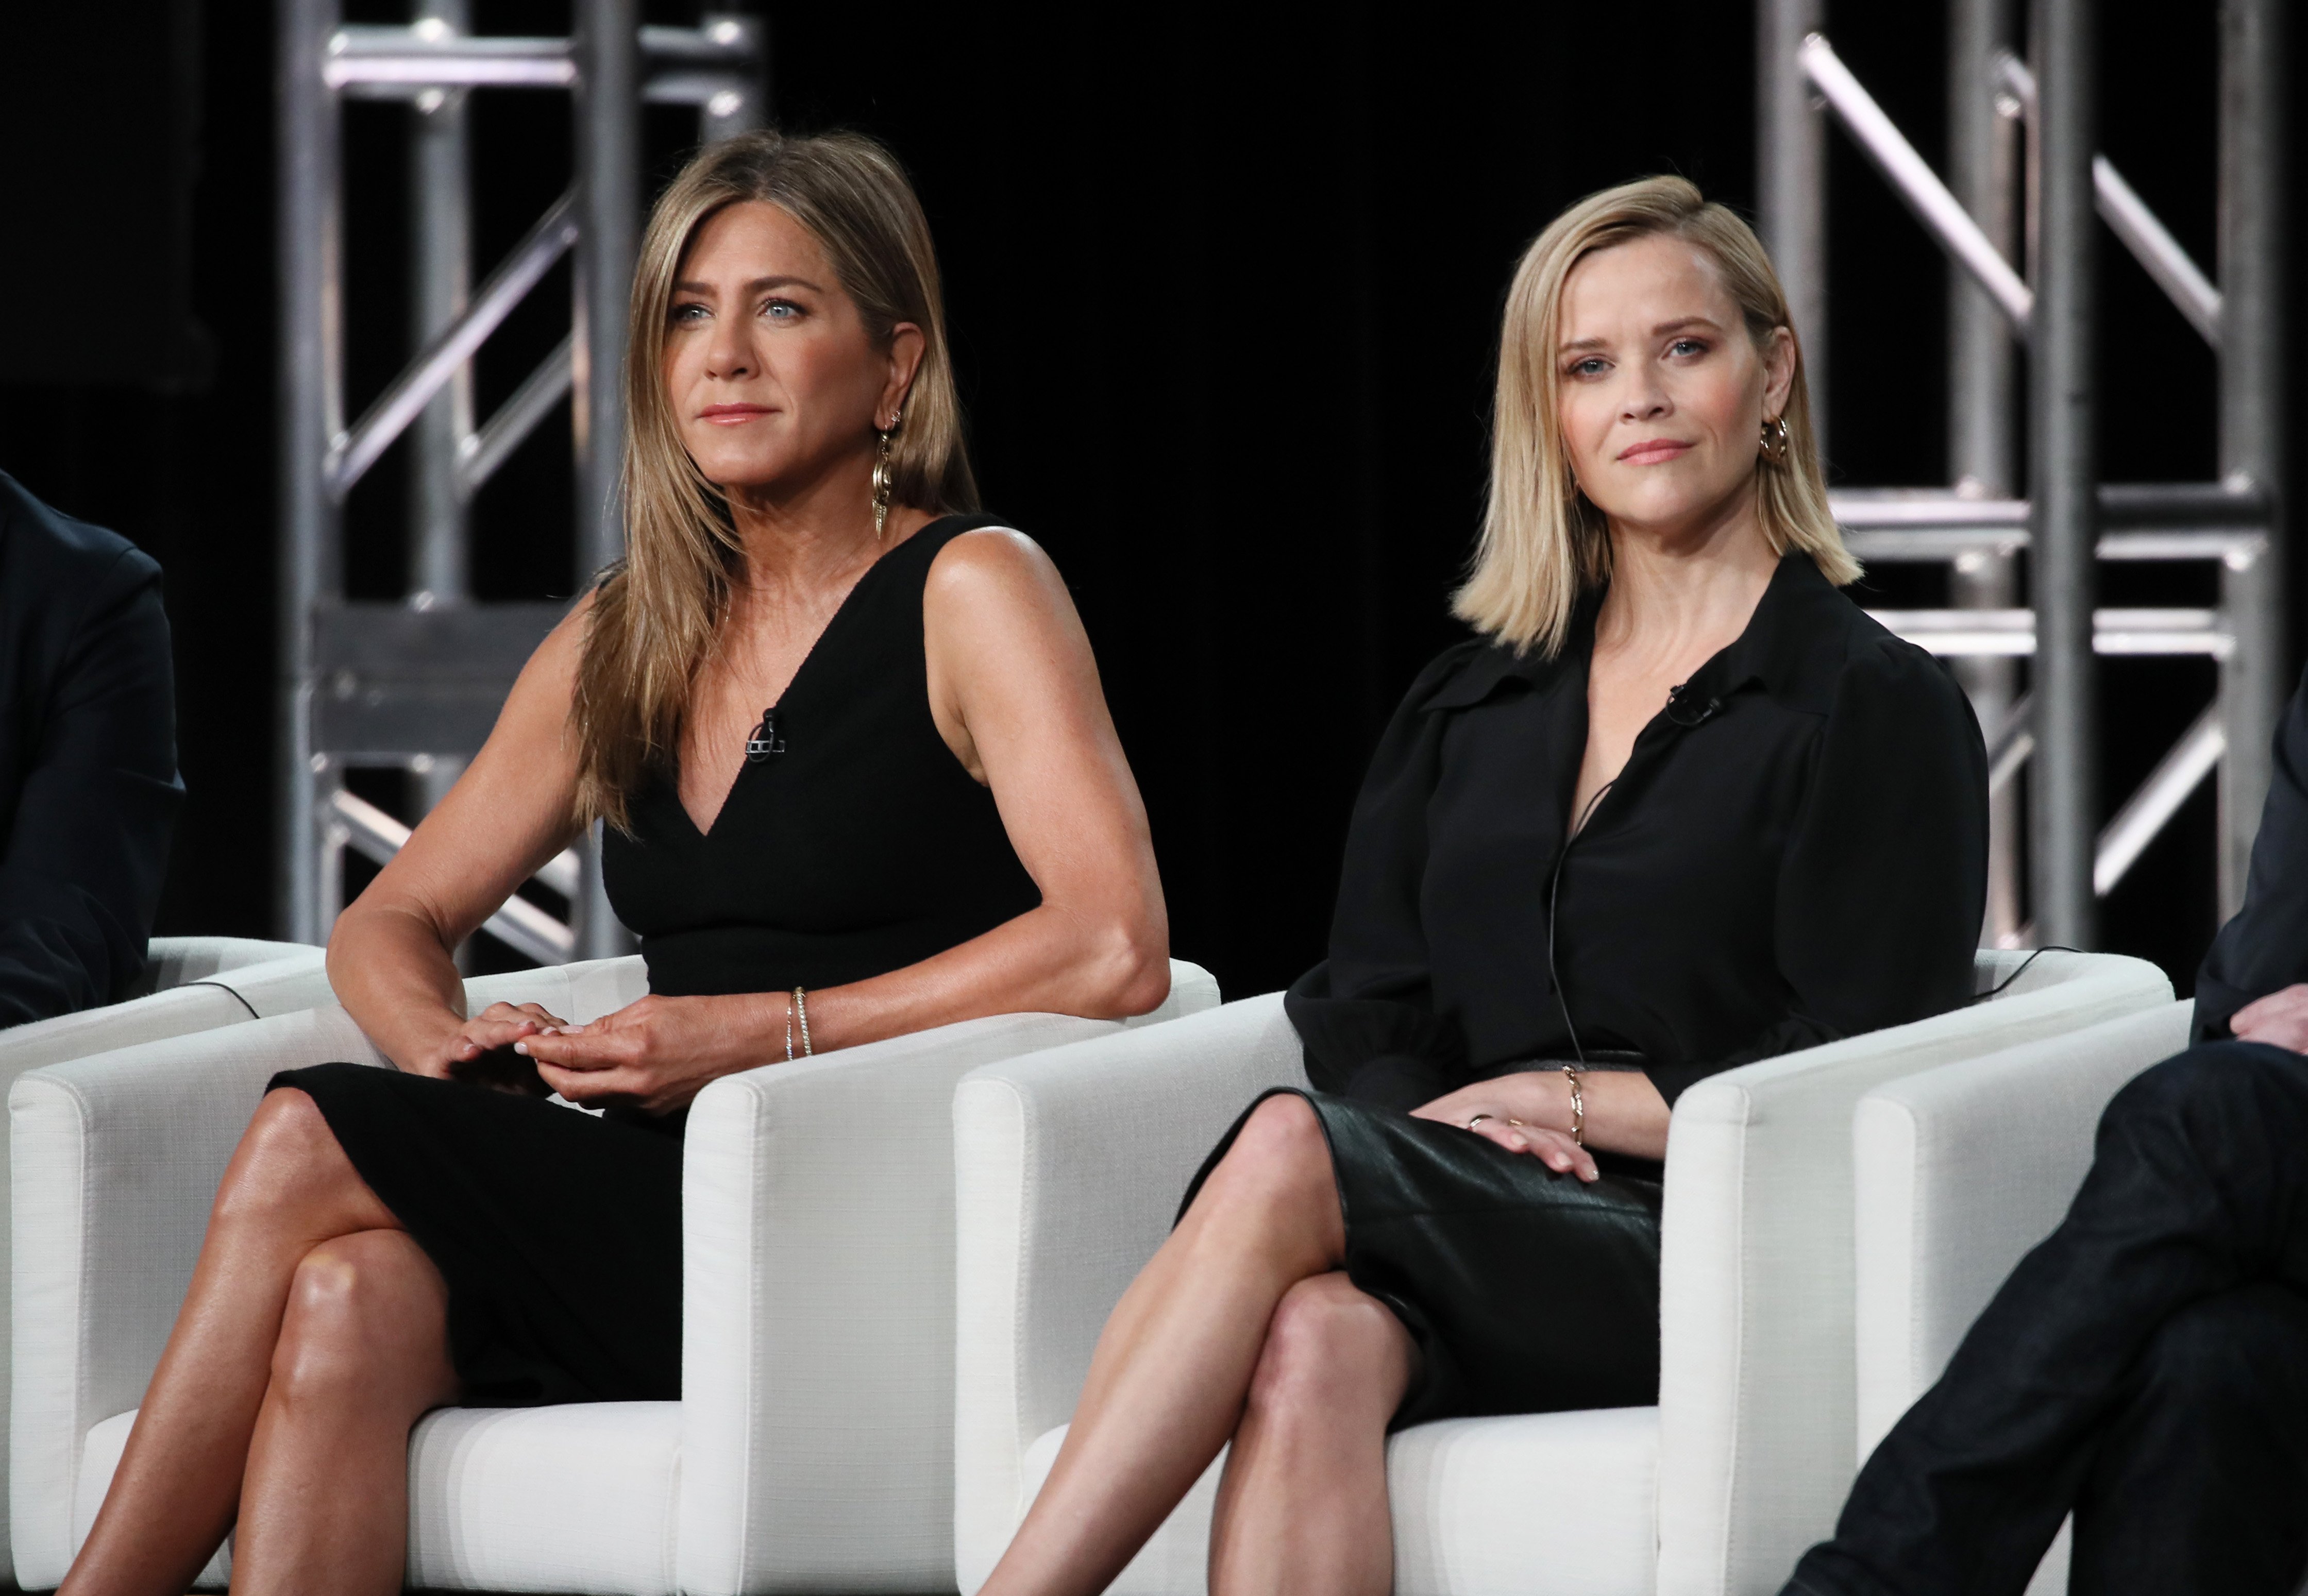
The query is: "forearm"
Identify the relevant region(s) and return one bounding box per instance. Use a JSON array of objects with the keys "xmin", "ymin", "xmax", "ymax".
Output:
[
  {"xmin": 325, "ymin": 901, "xmax": 471, "ymax": 1071},
  {"xmin": 790, "ymin": 899, "xmax": 1168, "ymax": 1056},
  {"xmin": 1436, "ymin": 1067, "xmax": 1672, "ymax": 1162}
]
